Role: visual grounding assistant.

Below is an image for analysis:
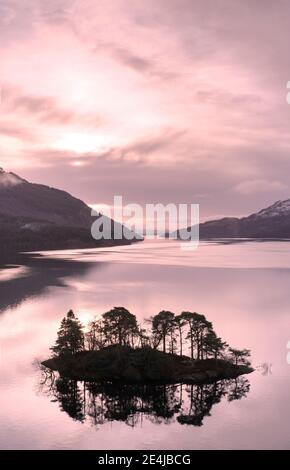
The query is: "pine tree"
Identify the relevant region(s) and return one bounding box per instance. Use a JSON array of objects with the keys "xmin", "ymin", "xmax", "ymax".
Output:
[
  {"xmin": 151, "ymin": 311, "xmax": 175, "ymax": 353},
  {"xmin": 203, "ymin": 330, "xmax": 227, "ymax": 359},
  {"xmin": 51, "ymin": 310, "xmax": 84, "ymax": 356},
  {"xmin": 86, "ymin": 319, "xmax": 106, "ymax": 351},
  {"xmin": 102, "ymin": 307, "xmax": 138, "ymax": 346},
  {"xmin": 182, "ymin": 312, "xmax": 212, "ymax": 360},
  {"xmin": 175, "ymin": 314, "xmax": 186, "ymax": 356},
  {"xmin": 229, "ymin": 348, "xmax": 251, "ymax": 366}
]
